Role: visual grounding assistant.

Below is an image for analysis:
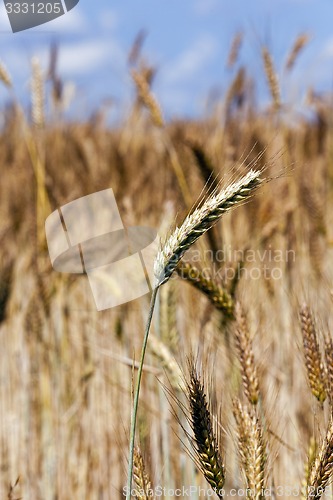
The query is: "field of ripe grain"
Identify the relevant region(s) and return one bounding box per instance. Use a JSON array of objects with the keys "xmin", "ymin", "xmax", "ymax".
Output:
[{"xmin": 1, "ymin": 39, "xmax": 333, "ymax": 499}]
